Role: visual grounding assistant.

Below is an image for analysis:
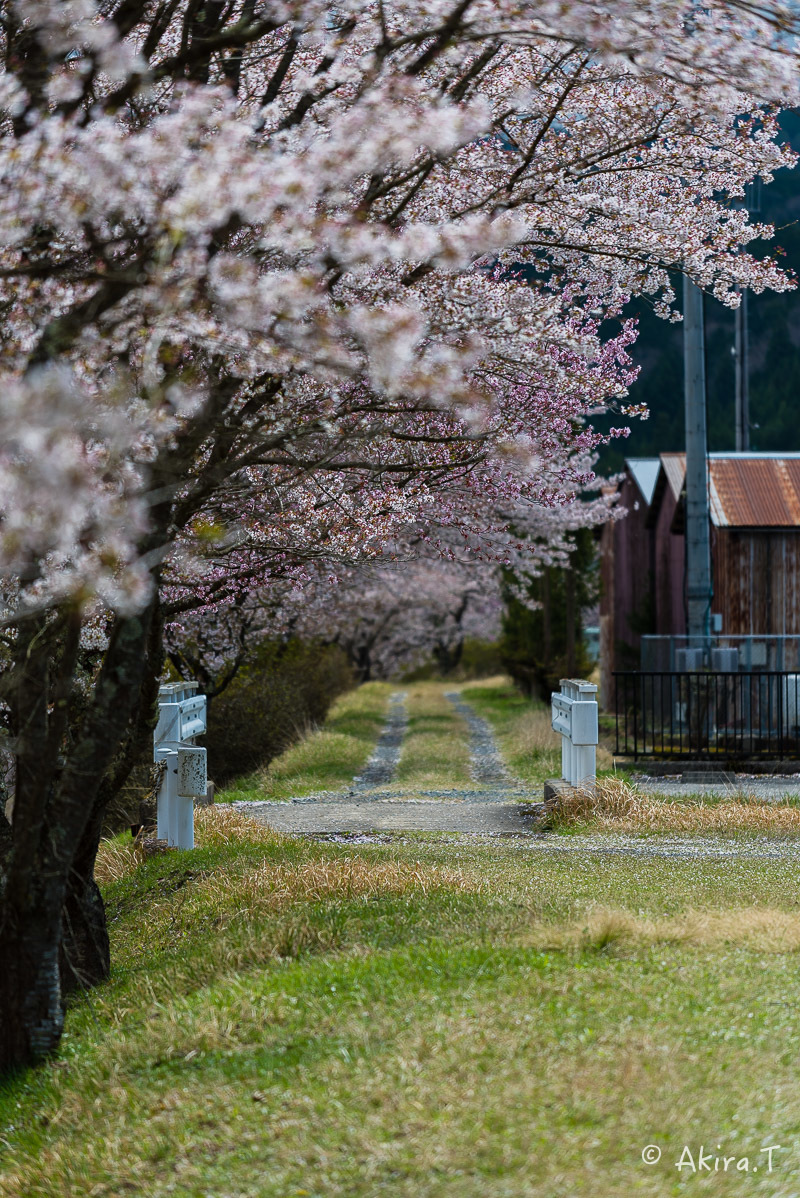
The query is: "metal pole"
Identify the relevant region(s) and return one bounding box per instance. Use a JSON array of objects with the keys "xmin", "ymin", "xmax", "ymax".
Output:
[
  {"xmin": 684, "ymin": 276, "xmax": 713, "ymax": 641},
  {"xmin": 734, "ymin": 285, "xmax": 750, "ymax": 451}
]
